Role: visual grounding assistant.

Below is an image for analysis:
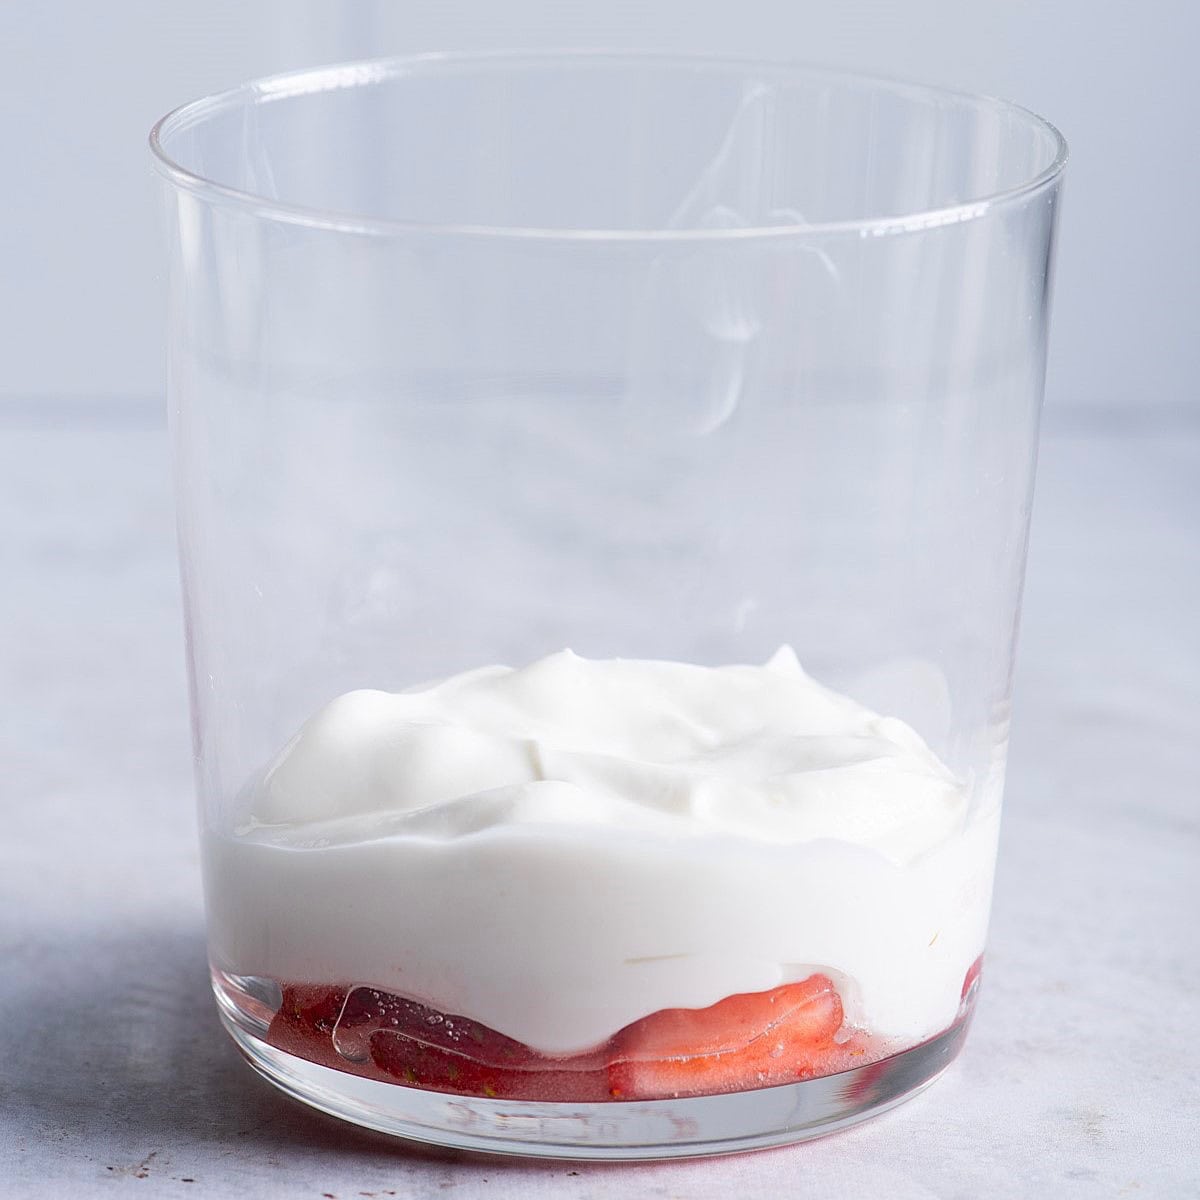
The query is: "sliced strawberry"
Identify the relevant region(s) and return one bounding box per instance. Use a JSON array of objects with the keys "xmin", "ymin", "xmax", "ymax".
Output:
[
  {"xmin": 265, "ymin": 974, "xmax": 873, "ymax": 1102},
  {"xmin": 275, "ymin": 983, "xmax": 348, "ymax": 1032},
  {"xmin": 266, "ymin": 983, "xmax": 611, "ymax": 1100},
  {"xmin": 369, "ymin": 1024, "xmax": 611, "ymax": 1101},
  {"xmin": 607, "ymin": 975, "xmax": 846, "ymax": 1100},
  {"xmin": 368, "ymin": 989, "xmax": 610, "ymax": 1101},
  {"xmin": 613, "ymin": 975, "xmax": 842, "ymax": 1059},
  {"xmin": 266, "ymin": 984, "xmax": 379, "ymax": 1078}
]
